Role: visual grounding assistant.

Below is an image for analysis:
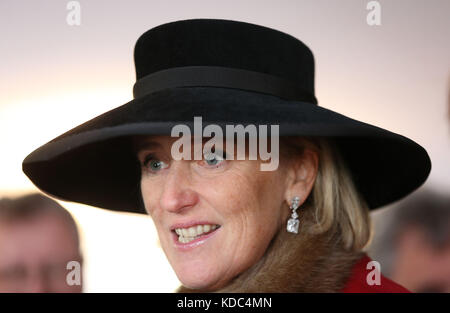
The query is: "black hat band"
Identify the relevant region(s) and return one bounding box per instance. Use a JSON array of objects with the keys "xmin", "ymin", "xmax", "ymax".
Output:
[{"xmin": 133, "ymin": 66, "xmax": 318, "ymax": 104}]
